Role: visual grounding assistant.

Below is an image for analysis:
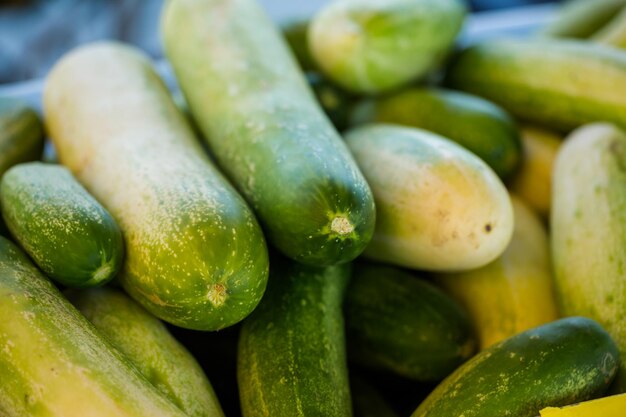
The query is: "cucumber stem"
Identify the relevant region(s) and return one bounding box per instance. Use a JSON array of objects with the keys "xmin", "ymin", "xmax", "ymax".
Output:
[
  {"xmin": 207, "ymin": 283, "xmax": 227, "ymax": 307},
  {"xmin": 330, "ymin": 216, "xmax": 354, "ymax": 236},
  {"xmin": 92, "ymin": 262, "xmax": 114, "ymax": 285}
]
